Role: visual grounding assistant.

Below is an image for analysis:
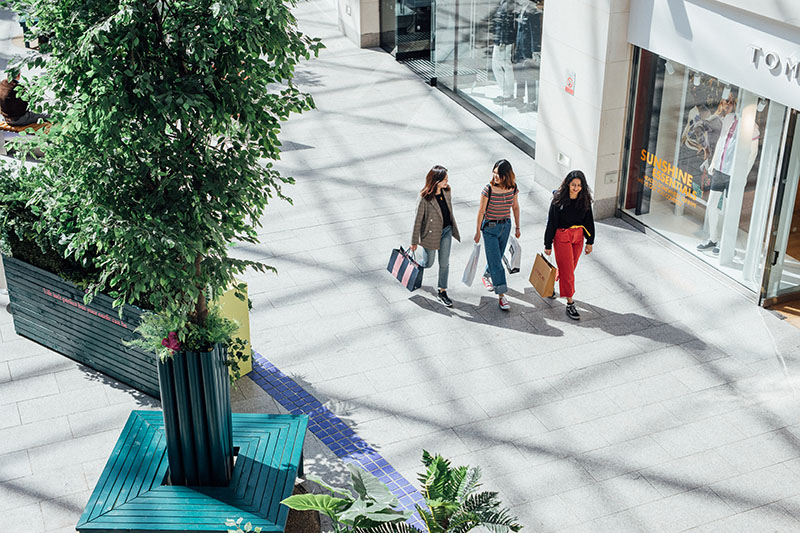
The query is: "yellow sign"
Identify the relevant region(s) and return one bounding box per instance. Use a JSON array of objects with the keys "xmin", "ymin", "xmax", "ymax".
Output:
[
  {"xmin": 216, "ymin": 281, "xmax": 253, "ymax": 377},
  {"xmin": 640, "ymin": 150, "xmax": 698, "ymax": 207}
]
